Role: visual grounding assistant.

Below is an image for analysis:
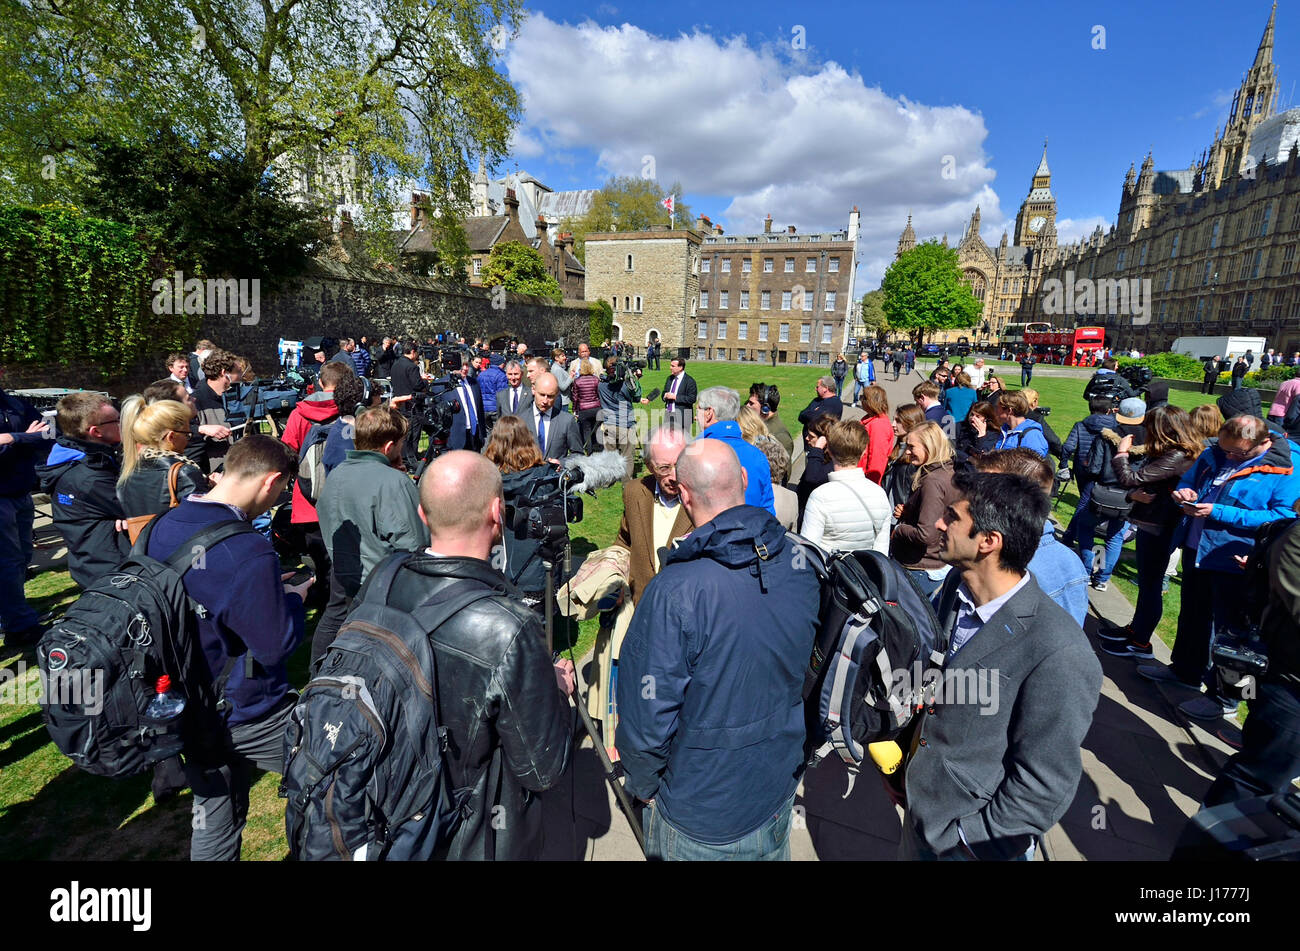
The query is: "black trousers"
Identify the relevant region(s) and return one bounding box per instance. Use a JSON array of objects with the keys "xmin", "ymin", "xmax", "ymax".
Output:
[
  {"xmin": 310, "ymin": 567, "xmax": 354, "ymax": 670},
  {"xmin": 1201, "ymin": 678, "xmax": 1300, "ymax": 807}
]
